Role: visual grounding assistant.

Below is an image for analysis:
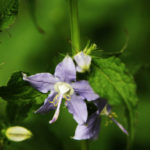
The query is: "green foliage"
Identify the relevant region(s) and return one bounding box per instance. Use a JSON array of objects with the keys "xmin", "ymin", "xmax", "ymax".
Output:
[
  {"xmin": 0, "ymin": 0, "xmax": 18, "ymax": 31},
  {"xmin": 0, "ymin": 72, "xmax": 48, "ymax": 123},
  {"xmin": 89, "ymin": 56, "xmax": 138, "ymax": 106},
  {"xmin": 89, "ymin": 56, "xmax": 138, "ymax": 146}
]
